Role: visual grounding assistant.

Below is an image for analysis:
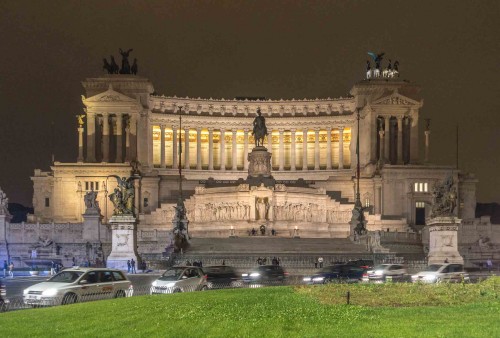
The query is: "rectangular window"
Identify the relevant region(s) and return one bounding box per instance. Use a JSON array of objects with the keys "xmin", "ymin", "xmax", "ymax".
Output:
[
  {"xmin": 143, "ymin": 198, "xmax": 149, "ymax": 208},
  {"xmin": 45, "ymin": 198, "xmax": 50, "ymax": 207},
  {"xmin": 95, "ymin": 182, "xmax": 99, "ymax": 191},
  {"xmin": 424, "ymin": 183, "xmax": 428, "ymax": 192},
  {"xmin": 85, "ymin": 182, "xmax": 89, "ymax": 191}
]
